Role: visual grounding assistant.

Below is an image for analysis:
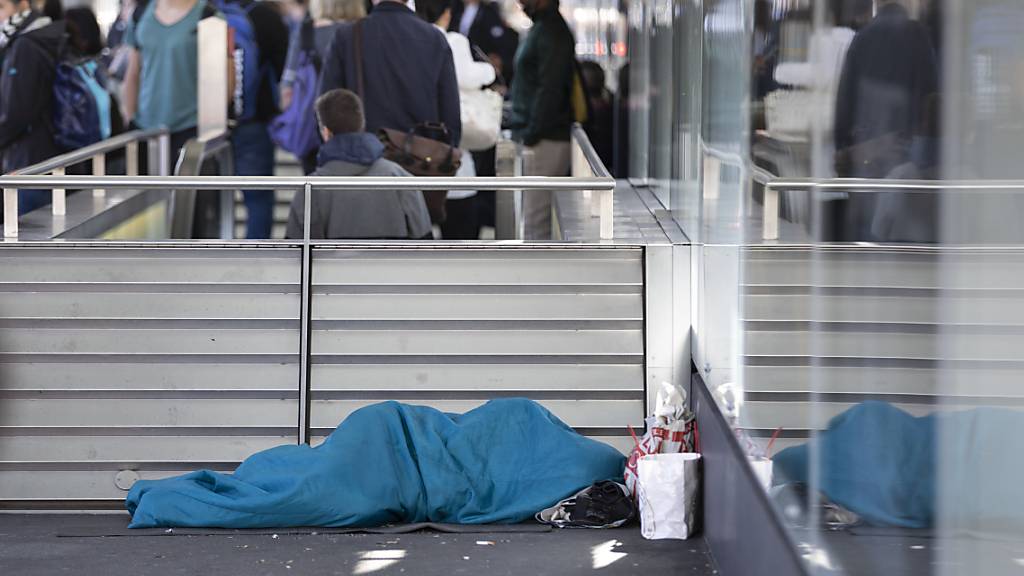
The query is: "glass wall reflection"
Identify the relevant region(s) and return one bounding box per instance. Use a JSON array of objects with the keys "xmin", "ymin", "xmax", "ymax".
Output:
[{"xmin": 621, "ymin": 0, "xmax": 1024, "ymax": 573}]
